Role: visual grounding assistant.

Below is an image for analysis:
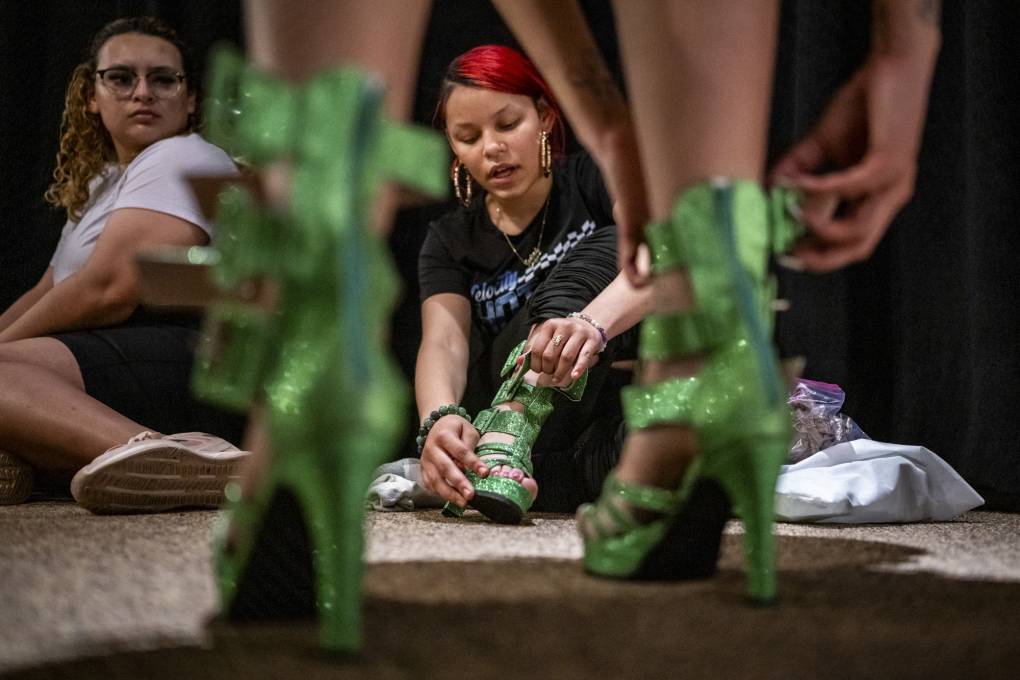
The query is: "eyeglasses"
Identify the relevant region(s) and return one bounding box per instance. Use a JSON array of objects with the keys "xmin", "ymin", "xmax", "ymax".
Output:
[{"xmin": 95, "ymin": 67, "xmax": 186, "ymax": 99}]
